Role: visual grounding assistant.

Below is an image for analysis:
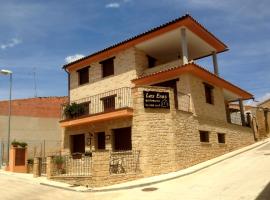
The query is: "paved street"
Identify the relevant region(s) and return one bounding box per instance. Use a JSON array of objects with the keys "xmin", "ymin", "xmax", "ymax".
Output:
[{"xmin": 1, "ymin": 142, "xmax": 270, "ymax": 200}]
